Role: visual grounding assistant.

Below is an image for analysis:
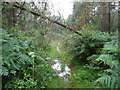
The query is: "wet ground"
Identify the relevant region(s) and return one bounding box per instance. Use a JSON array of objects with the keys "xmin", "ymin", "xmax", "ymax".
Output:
[
  {"xmin": 52, "ymin": 59, "xmax": 71, "ymax": 80},
  {"xmin": 46, "ymin": 40, "xmax": 98, "ymax": 88},
  {"xmin": 51, "ymin": 42, "xmax": 71, "ymax": 82}
]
